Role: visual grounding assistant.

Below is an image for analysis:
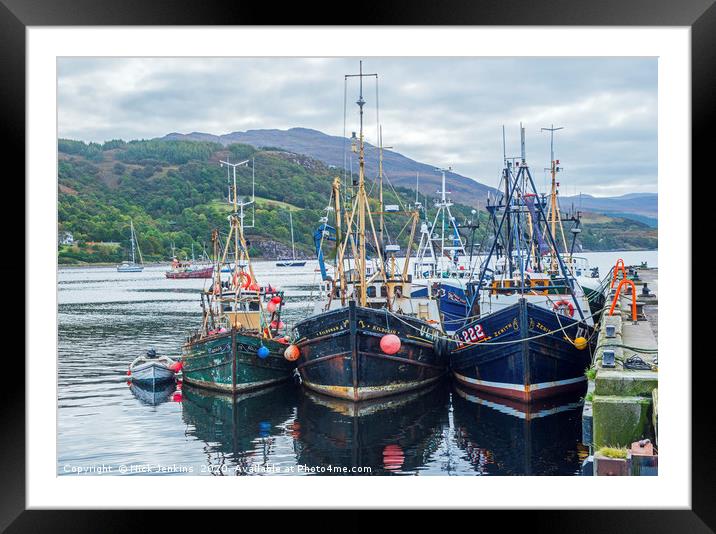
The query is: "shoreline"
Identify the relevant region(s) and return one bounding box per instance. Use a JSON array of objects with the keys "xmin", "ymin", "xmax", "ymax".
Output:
[{"xmin": 58, "ymin": 249, "xmax": 658, "ymax": 268}]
